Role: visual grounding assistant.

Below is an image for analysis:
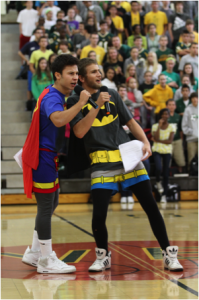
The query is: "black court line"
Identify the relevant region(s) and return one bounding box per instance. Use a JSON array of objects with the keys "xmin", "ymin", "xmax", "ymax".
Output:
[{"xmin": 54, "ymin": 213, "xmax": 198, "ymax": 297}]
